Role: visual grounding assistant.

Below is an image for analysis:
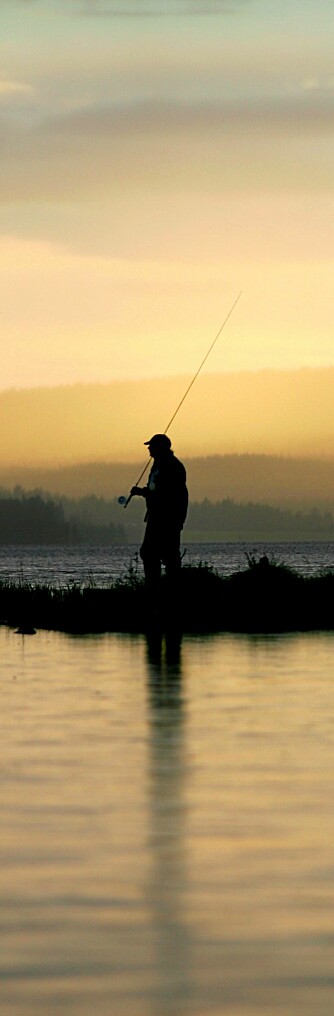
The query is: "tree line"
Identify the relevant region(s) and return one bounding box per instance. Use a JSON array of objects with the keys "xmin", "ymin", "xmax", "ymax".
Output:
[
  {"xmin": 186, "ymin": 498, "xmax": 334, "ymax": 536},
  {"xmin": 0, "ymin": 493, "xmax": 126, "ymax": 545},
  {"xmin": 0, "ymin": 489, "xmax": 333, "ymax": 544}
]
